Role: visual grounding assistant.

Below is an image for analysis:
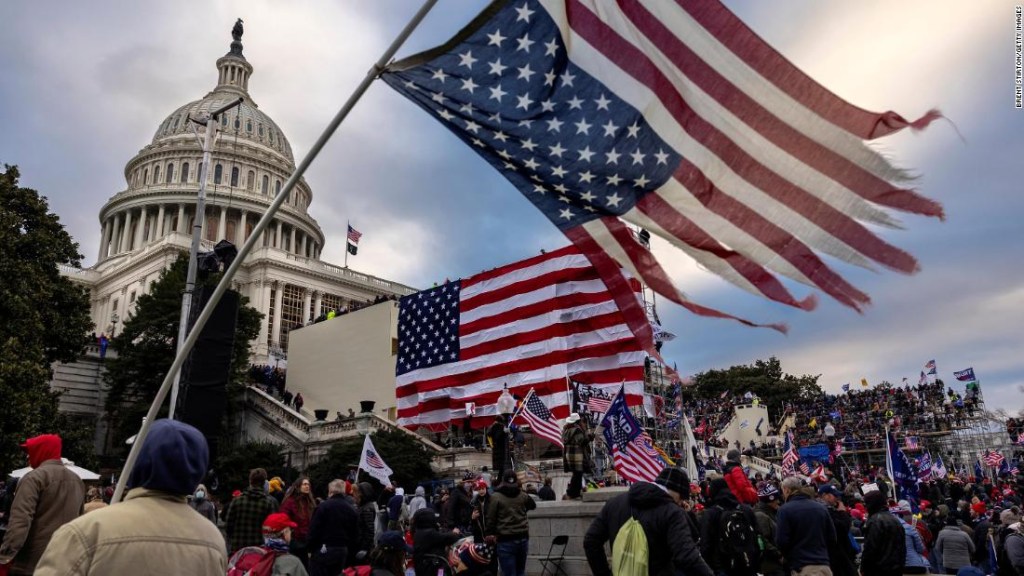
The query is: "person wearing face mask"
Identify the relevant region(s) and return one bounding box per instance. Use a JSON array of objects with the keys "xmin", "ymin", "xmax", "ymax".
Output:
[{"xmin": 189, "ymin": 483, "xmax": 218, "ymax": 525}]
